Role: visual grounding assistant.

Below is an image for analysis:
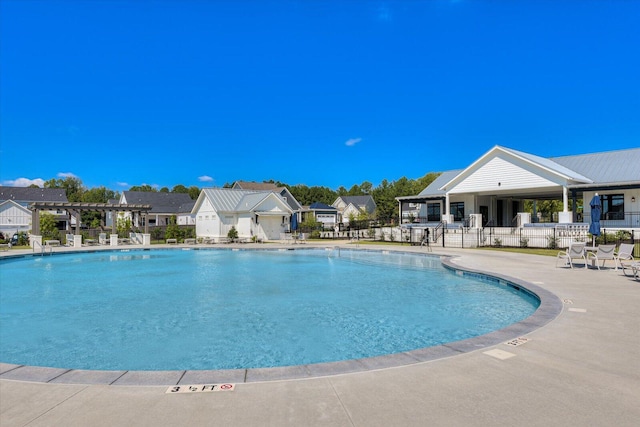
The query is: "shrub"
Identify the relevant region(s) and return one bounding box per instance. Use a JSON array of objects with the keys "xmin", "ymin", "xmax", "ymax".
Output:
[
  {"xmin": 493, "ymin": 238, "xmax": 502, "ymax": 248},
  {"xmin": 227, "ymin": 226, "xmax": 238, "ymax": 241}
]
